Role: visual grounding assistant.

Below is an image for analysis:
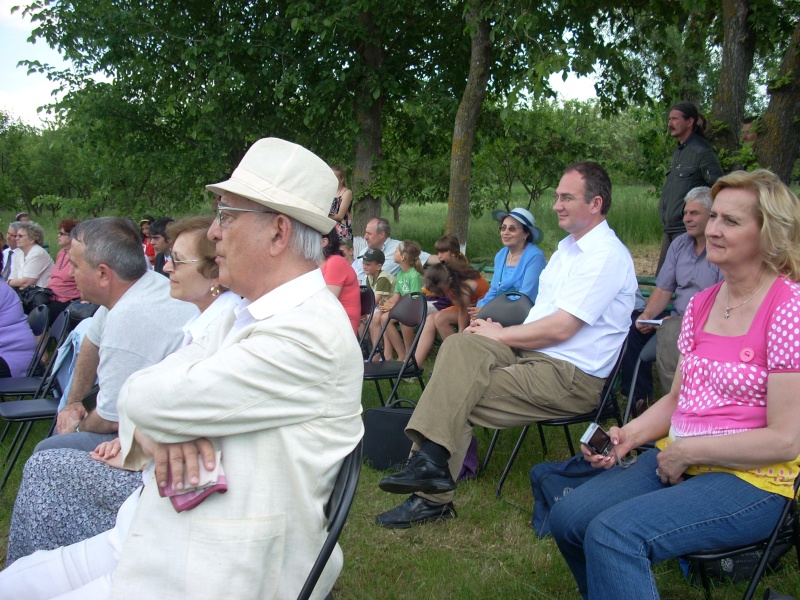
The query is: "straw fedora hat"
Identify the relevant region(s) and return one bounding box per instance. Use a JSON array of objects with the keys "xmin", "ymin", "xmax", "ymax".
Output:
[{"xmin": 206, "ymin": 138, "xmax": 337, "ymax": 234}]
